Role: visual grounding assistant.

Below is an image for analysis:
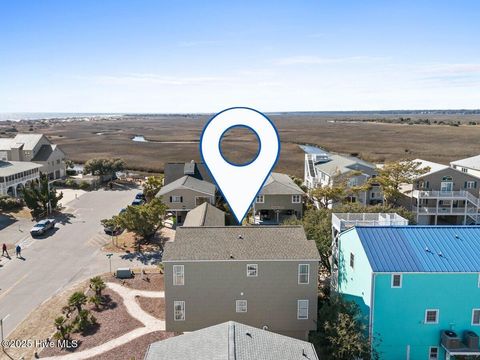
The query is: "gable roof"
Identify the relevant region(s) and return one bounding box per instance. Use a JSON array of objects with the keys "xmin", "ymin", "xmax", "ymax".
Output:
[
  {"xmin": 314, "ymin": 154, "xmax": 376, "ymax": 177},
  {"xmin": 163, "ymin": 225, "xmax": 320, "ymax": 261},
  {"xmin": 32, "ymin": 144, "xmax": 56, "ymax": 161},
  {"xmin": 451, "ymin": 154, "xmax": 480, "ymax": 171},
  {"xmin": 0, "ymin": 134, "xmax": 48, "ymax": 151},
  {"xmin": 144, "ymin": 321, "xmax": 319, "ymax": 360},
  {"xmin": 412, "ymin": 158, "xmax": 449, "ymax": 177},
  {"xmin": 260, "ymin": 172, "xmax": 305, "ymax": 195},
  {"xmin": 183, "ymin": 202, "xmax": 225, "ymax": 226},
  {"xmin": 351, "ymin": 226, "xmax": 480, "ymax": 273},
  {"xmin": 156, "ymin": 175, "xmax": 216, "ymax": 196},
  {"xmin": 164, "ymin": 161, "xmax": 213, "ymax": 185}
]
